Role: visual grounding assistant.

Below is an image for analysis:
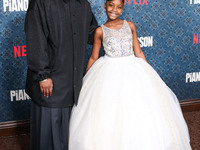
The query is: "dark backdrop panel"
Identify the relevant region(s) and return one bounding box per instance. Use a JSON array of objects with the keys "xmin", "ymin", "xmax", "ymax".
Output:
[{"xmin": 0, "ymin": 0, "xmax": 199, "ymax": 122}]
